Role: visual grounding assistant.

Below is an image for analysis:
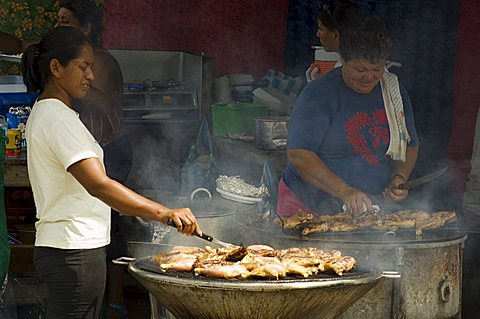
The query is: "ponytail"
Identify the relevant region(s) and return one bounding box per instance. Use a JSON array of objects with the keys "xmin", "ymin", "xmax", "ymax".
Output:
[{"xmin": 21, "ymin": 44, "xmax": 43, "ymax": 92}]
